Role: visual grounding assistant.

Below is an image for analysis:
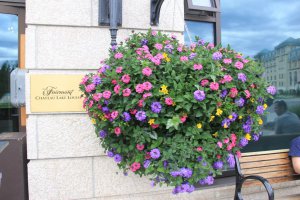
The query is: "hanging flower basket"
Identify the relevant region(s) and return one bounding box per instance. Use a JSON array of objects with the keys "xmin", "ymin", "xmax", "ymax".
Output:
[{"xmin": 80, "ymin": 30, "xmax": 276, "ymax": 194}]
